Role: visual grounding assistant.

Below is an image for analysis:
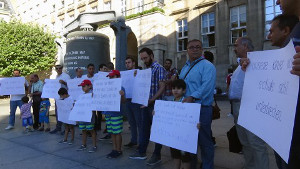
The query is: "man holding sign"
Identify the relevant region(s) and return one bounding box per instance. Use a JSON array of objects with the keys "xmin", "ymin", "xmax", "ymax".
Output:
[{"xmin": 5, "ymin": 69, "xmax": 28, "ymax": 130}]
